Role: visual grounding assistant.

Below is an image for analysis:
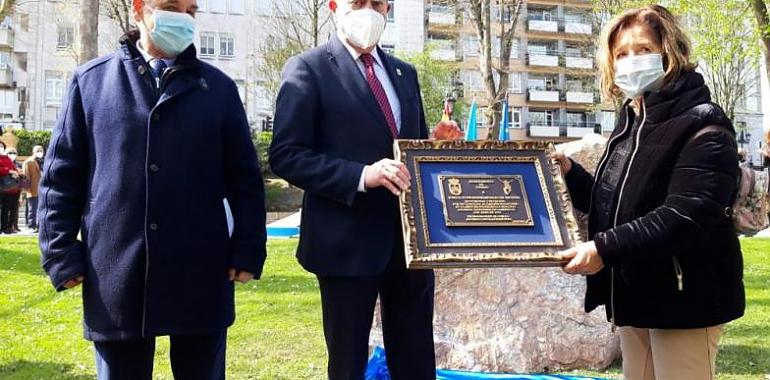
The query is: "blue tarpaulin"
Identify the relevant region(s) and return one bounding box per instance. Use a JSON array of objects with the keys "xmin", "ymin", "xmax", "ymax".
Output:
[{"xmin": 366, "ymin": 347, "xmax": 606, "ymax": 380}]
